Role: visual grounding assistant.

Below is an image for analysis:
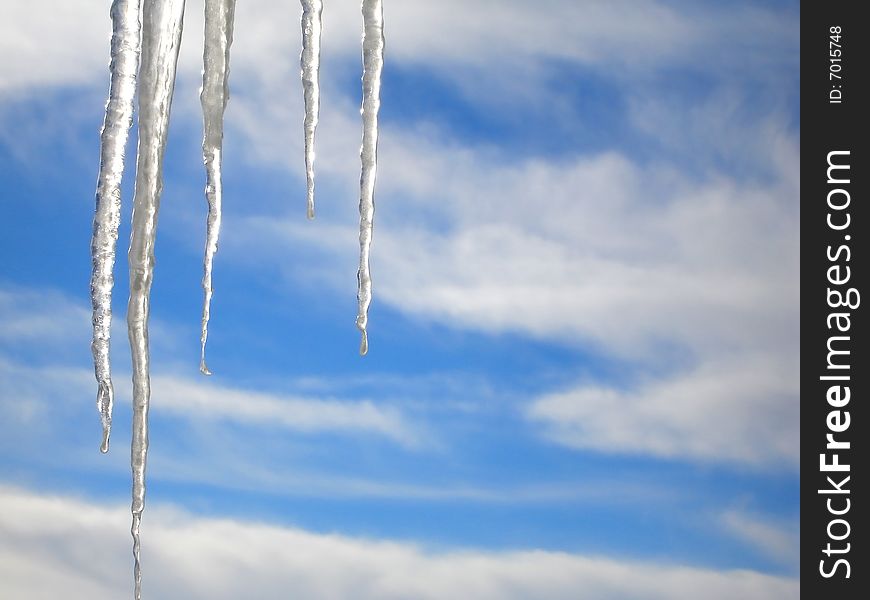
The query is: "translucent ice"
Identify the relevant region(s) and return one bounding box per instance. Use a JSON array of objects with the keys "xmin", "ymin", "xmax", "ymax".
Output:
[
  {"xmin": 300, "ymin": 0, "xmax": 323, "ymax": 219},
  {"xmin": 91, "ymin": 0, "xmax": 142, "ymax": 454},
  {"xmin": 356, "ymin": 0, "xmax": 384, "ymax": 356},
  {"xmin": 126, "ymin": 0, "xmax": 186, "ymax": 597},
  {"xmin": 199, "ymin": 0, "xmax": 236, "ymax": 375}
]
